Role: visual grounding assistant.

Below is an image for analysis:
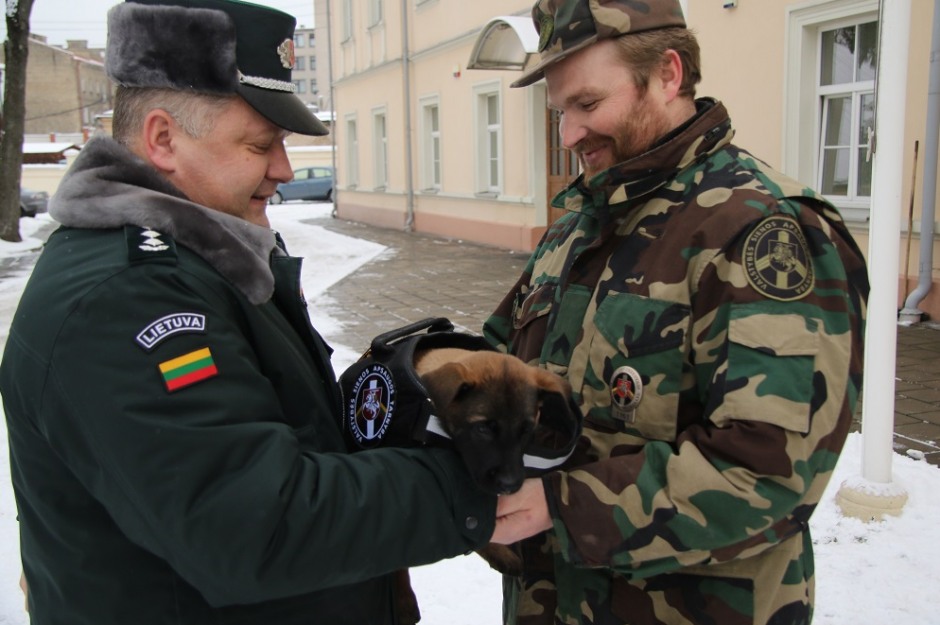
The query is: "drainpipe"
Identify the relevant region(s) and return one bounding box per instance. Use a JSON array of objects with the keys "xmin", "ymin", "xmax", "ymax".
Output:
[
  {"xmin": 401, "ymin": 0, "xmax": 416, "ymax": 231},
  {"xmin": 326, "ymin": 0, "xmax": 339, "ymax": 218},
  {"xmin": 835, "ymin": 0, "xmax": 910, "ymax": 522},
  {"xmin": 900, "ymin": 0, "xmax": 940, "ymax": 320}
]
